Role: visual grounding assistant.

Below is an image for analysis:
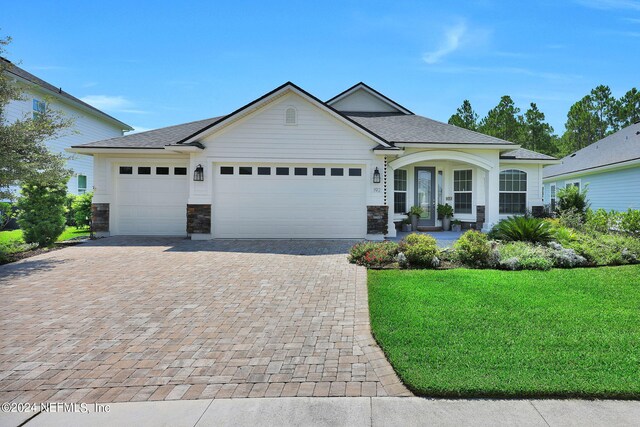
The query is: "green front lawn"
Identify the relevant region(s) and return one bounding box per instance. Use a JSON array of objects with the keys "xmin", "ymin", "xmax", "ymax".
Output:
[
  {"xmin": 0, "ymin": 226, "xmax": 89, "ymax": 248},
  {"xmin": 368, "ymin": 266, "xmax": 640, "ymax": 399}
]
